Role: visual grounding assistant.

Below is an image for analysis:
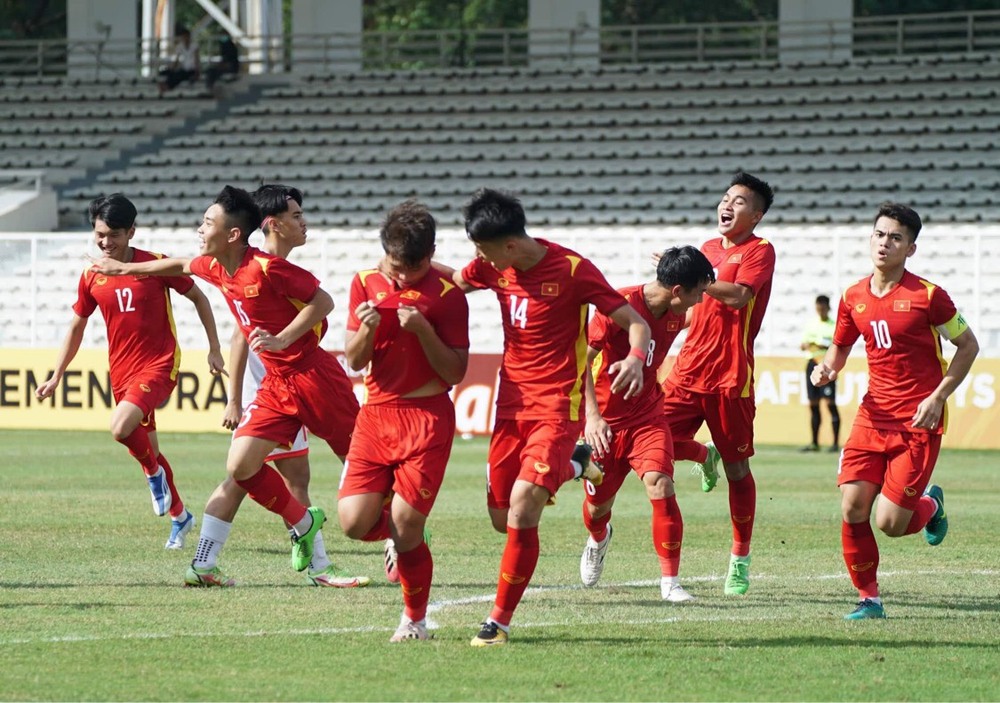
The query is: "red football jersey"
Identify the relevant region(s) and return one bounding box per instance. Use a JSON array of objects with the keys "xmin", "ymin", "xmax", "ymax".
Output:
[
  {"xmin": 73, "ymin": 248, "xmax": 193, "ymax": 388},
  {"xmin": 189, "ymin": 247, "xmax": 327, "ymax": 374},
  {"xmin": 346, "ymin": 268, "xmax": 470, "ymax": 404},
  {"xmin": 590, "ymin": 285, "xmax": 685, "ymax": 429},
  {"xmin": 833, "ymin": 271, "xmax": 964, "ymax": 434},
  {"xmin": 461, "ymin": 239, "xmax": 627, "ymax": 421},
  {"xmin": 667, "ymin": 235, "xmax": 775, "ymax": 397}
]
